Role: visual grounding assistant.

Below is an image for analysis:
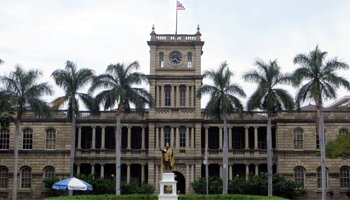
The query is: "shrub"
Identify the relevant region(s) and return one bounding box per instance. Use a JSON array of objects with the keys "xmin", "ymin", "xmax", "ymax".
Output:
[
  {"xmin": 191, "ymin": 176, "xmax": 222, "ymax": 194},
  {"xmin": 43, "ymin": 177, "xmax": 60, "ymax": 189}
]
